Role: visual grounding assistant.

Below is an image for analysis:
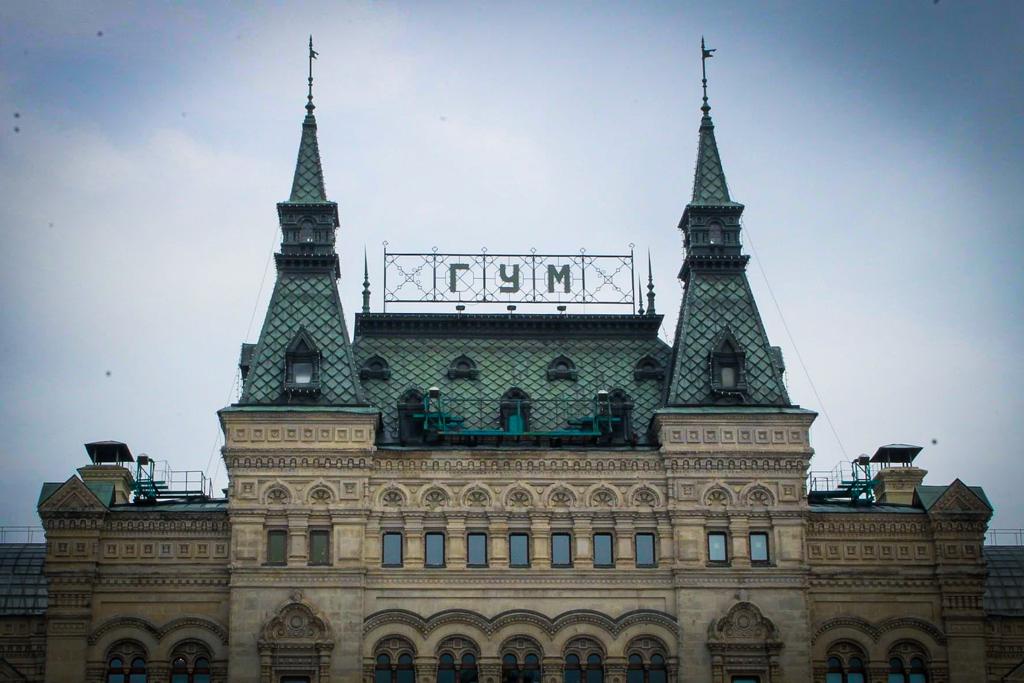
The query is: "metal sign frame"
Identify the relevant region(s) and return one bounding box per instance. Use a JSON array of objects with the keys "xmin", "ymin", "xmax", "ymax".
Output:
[{"xmin": 382, "ymin": 246, "xmax": 636, "ymax": 311}]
